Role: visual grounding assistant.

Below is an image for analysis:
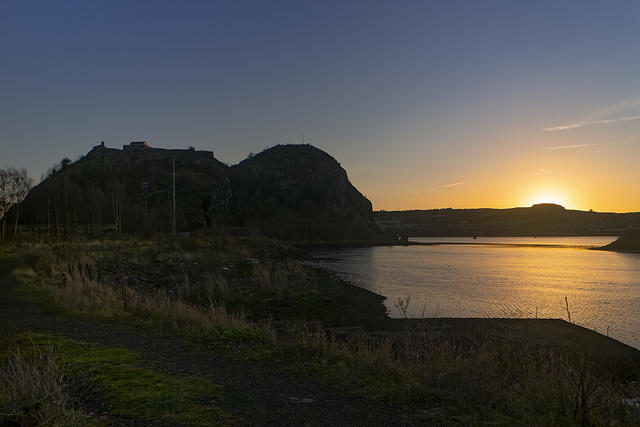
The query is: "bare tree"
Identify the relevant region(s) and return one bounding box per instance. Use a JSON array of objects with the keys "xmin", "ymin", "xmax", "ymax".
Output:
[
  {"xmin": 0, "ymin": 169, "xmax": 10, "ymax": 223},
  {"xmin": 0, "ymin": 167, "xmax": 34, "ymax": 238}
]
